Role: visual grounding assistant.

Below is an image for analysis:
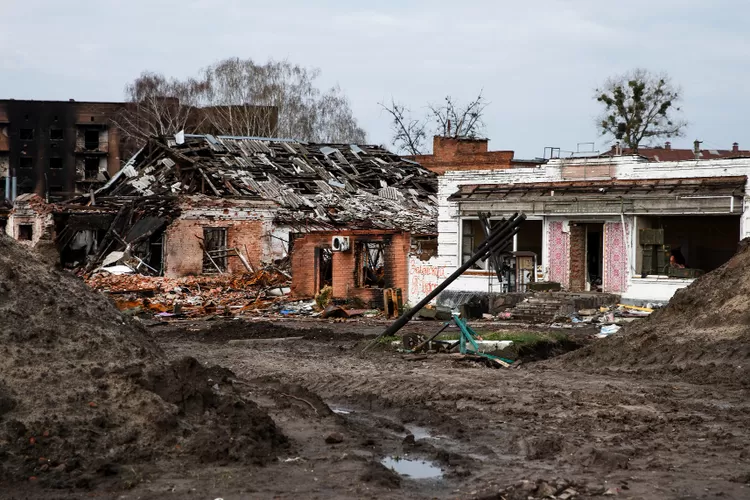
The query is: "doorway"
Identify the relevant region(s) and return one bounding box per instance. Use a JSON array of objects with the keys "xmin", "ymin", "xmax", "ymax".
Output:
[
  {"xmin": 569, "ymin": 223, "xmax": 604, "ymax": 292},
  {"xmin": 316, "ymin": 247, "xmax": 333, "ymax": 292}
]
